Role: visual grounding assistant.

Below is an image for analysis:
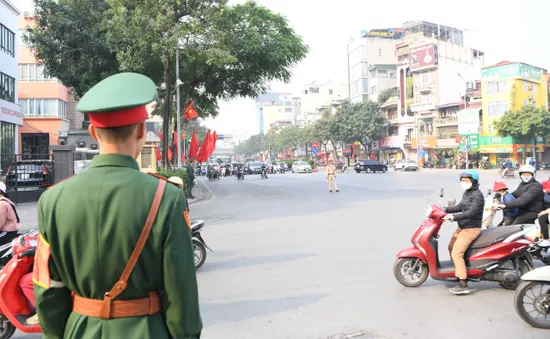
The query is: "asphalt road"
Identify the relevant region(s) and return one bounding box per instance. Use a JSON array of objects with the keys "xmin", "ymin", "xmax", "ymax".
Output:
[{"xmin": 13, "ymin": 168, "xmax": 550, "ymax": 338}]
